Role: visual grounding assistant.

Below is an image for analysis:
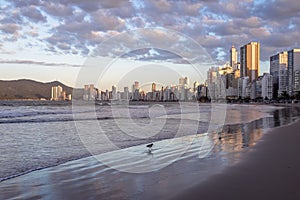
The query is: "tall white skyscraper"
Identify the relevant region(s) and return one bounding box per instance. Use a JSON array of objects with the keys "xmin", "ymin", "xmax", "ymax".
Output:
[
  {"xmin": 51, "ymin": 85, "xmax": 63, "ymax": 101},
  {"xmin": 230, "ymin": 45, "xmax": 238, "ymax": 70}
]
